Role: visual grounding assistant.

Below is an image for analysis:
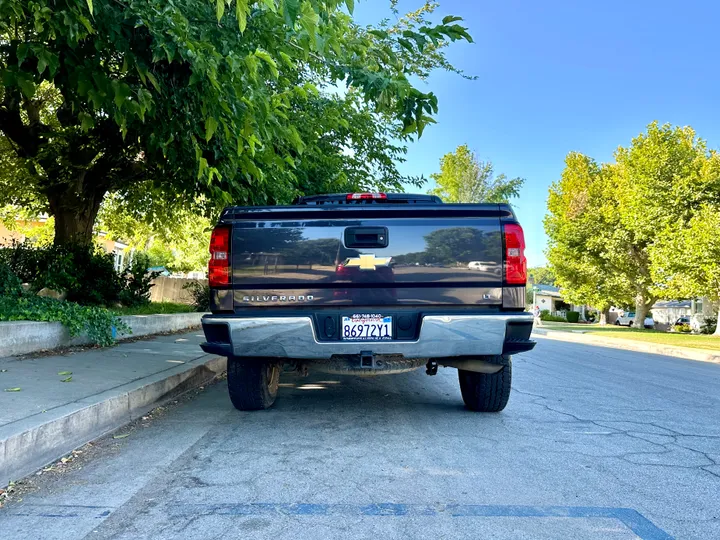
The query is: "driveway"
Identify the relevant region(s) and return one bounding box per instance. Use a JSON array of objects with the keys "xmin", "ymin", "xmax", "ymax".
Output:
[{"xmin": 2, "ymin": 338, "xmax": 719, "ymax": 539}]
